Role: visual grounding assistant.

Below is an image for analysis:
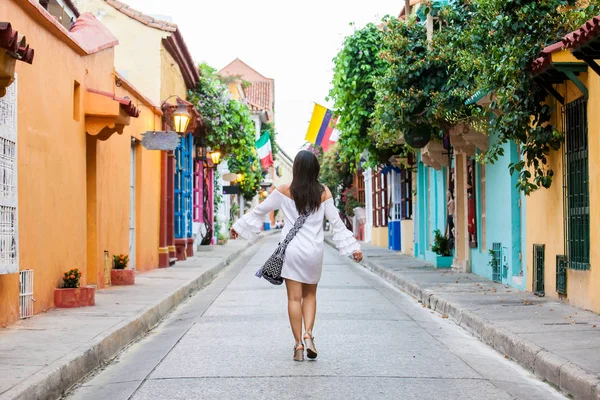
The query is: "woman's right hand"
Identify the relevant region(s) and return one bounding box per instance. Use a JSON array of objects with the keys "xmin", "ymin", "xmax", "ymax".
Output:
[{"xmin": 230, "ymin": 228, "xmax": 239, "ymax": 240}]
